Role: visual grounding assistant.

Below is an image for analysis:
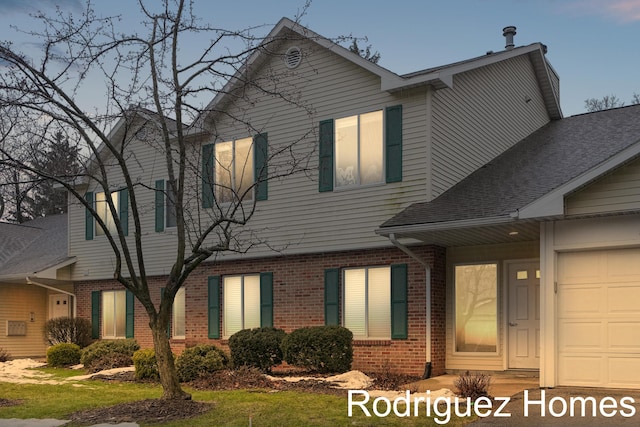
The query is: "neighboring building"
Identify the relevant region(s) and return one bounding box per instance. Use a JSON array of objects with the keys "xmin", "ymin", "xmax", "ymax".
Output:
[
  {"xmin": 65, "ymin": 18, "xmax": 640, "ymax": 390},
  {"xmin": 0, "ymin": 214, "xmax": 75, "ymax": 357}
]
